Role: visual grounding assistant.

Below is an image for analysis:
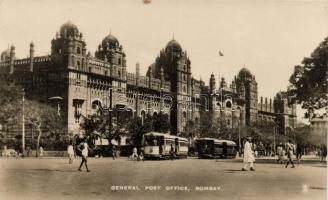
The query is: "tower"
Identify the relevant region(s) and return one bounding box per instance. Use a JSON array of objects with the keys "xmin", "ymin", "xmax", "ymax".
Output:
[
  {"xmin": 236, "ymin": 68, "xmax": 258, "ymax": 126},
  {"xmin": 51, "ymin": 21, "xmax": 87, "ymax": 70},
  {"xmin": 151, "ymin": 38, "xmax": 192, "ymax": 134}
]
